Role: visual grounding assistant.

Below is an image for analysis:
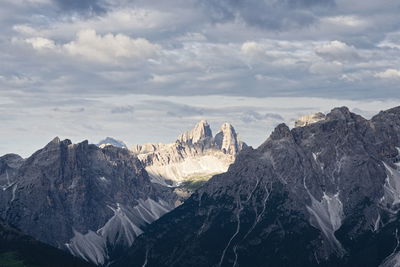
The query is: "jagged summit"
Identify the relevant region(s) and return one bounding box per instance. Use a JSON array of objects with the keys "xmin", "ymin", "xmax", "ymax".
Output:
[
  {"xmin": 177, "ymin": 120, "xmax": 213, "ymax": 144},
  {"xmin": 268, "ymin": 123, "xmax": 292, "ymax": 141},
  {"xmin": 50, "ymin": 136, "xmax": 61, "ymax": 143},
  {"xmin": 131, "ymin": 120, "xmax": 246, "ymax": 191},
  {"xmin": 215, "ymin": 122, "xmax": 242, "ymax": 155},
  {"xmin": 132, "ymin": 120, "xmax": 246, "ymax": 156}
]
